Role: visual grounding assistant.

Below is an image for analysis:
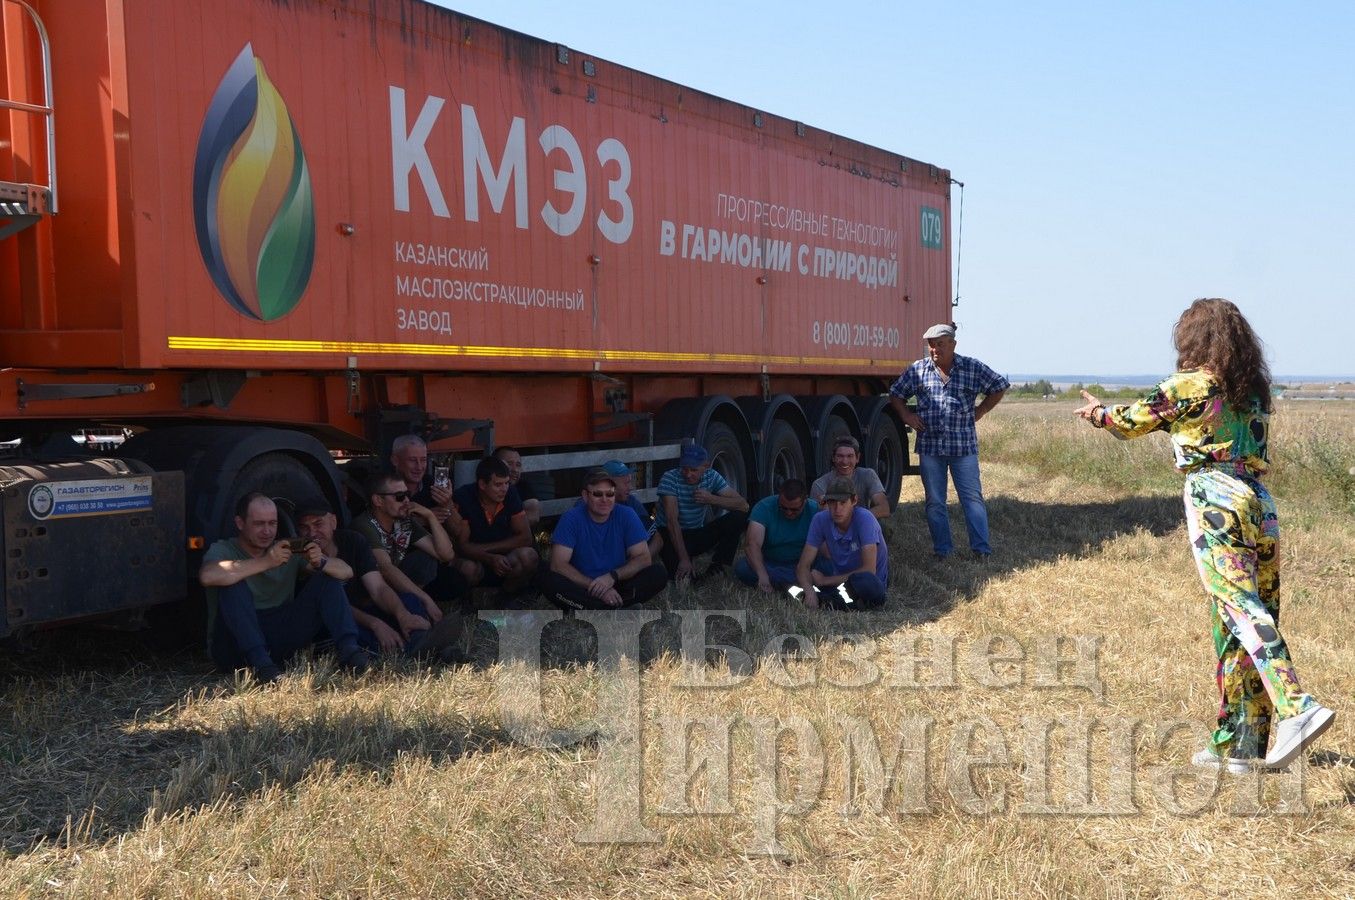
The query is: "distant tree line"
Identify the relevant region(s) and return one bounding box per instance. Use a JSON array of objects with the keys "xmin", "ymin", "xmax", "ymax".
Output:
[{"xmin": 1009, "ymin": 380, "xmax": 1146, "ymax": 400}]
